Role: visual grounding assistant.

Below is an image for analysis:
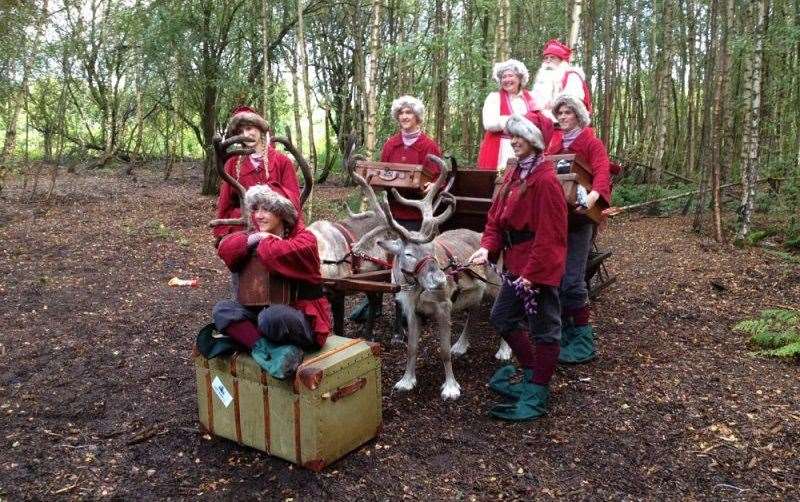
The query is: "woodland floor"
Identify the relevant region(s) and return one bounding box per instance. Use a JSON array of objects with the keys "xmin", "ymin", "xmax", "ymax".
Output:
[{"xmin": 0, "ymin": 166, "xmax": 799, "ymax": 500}]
